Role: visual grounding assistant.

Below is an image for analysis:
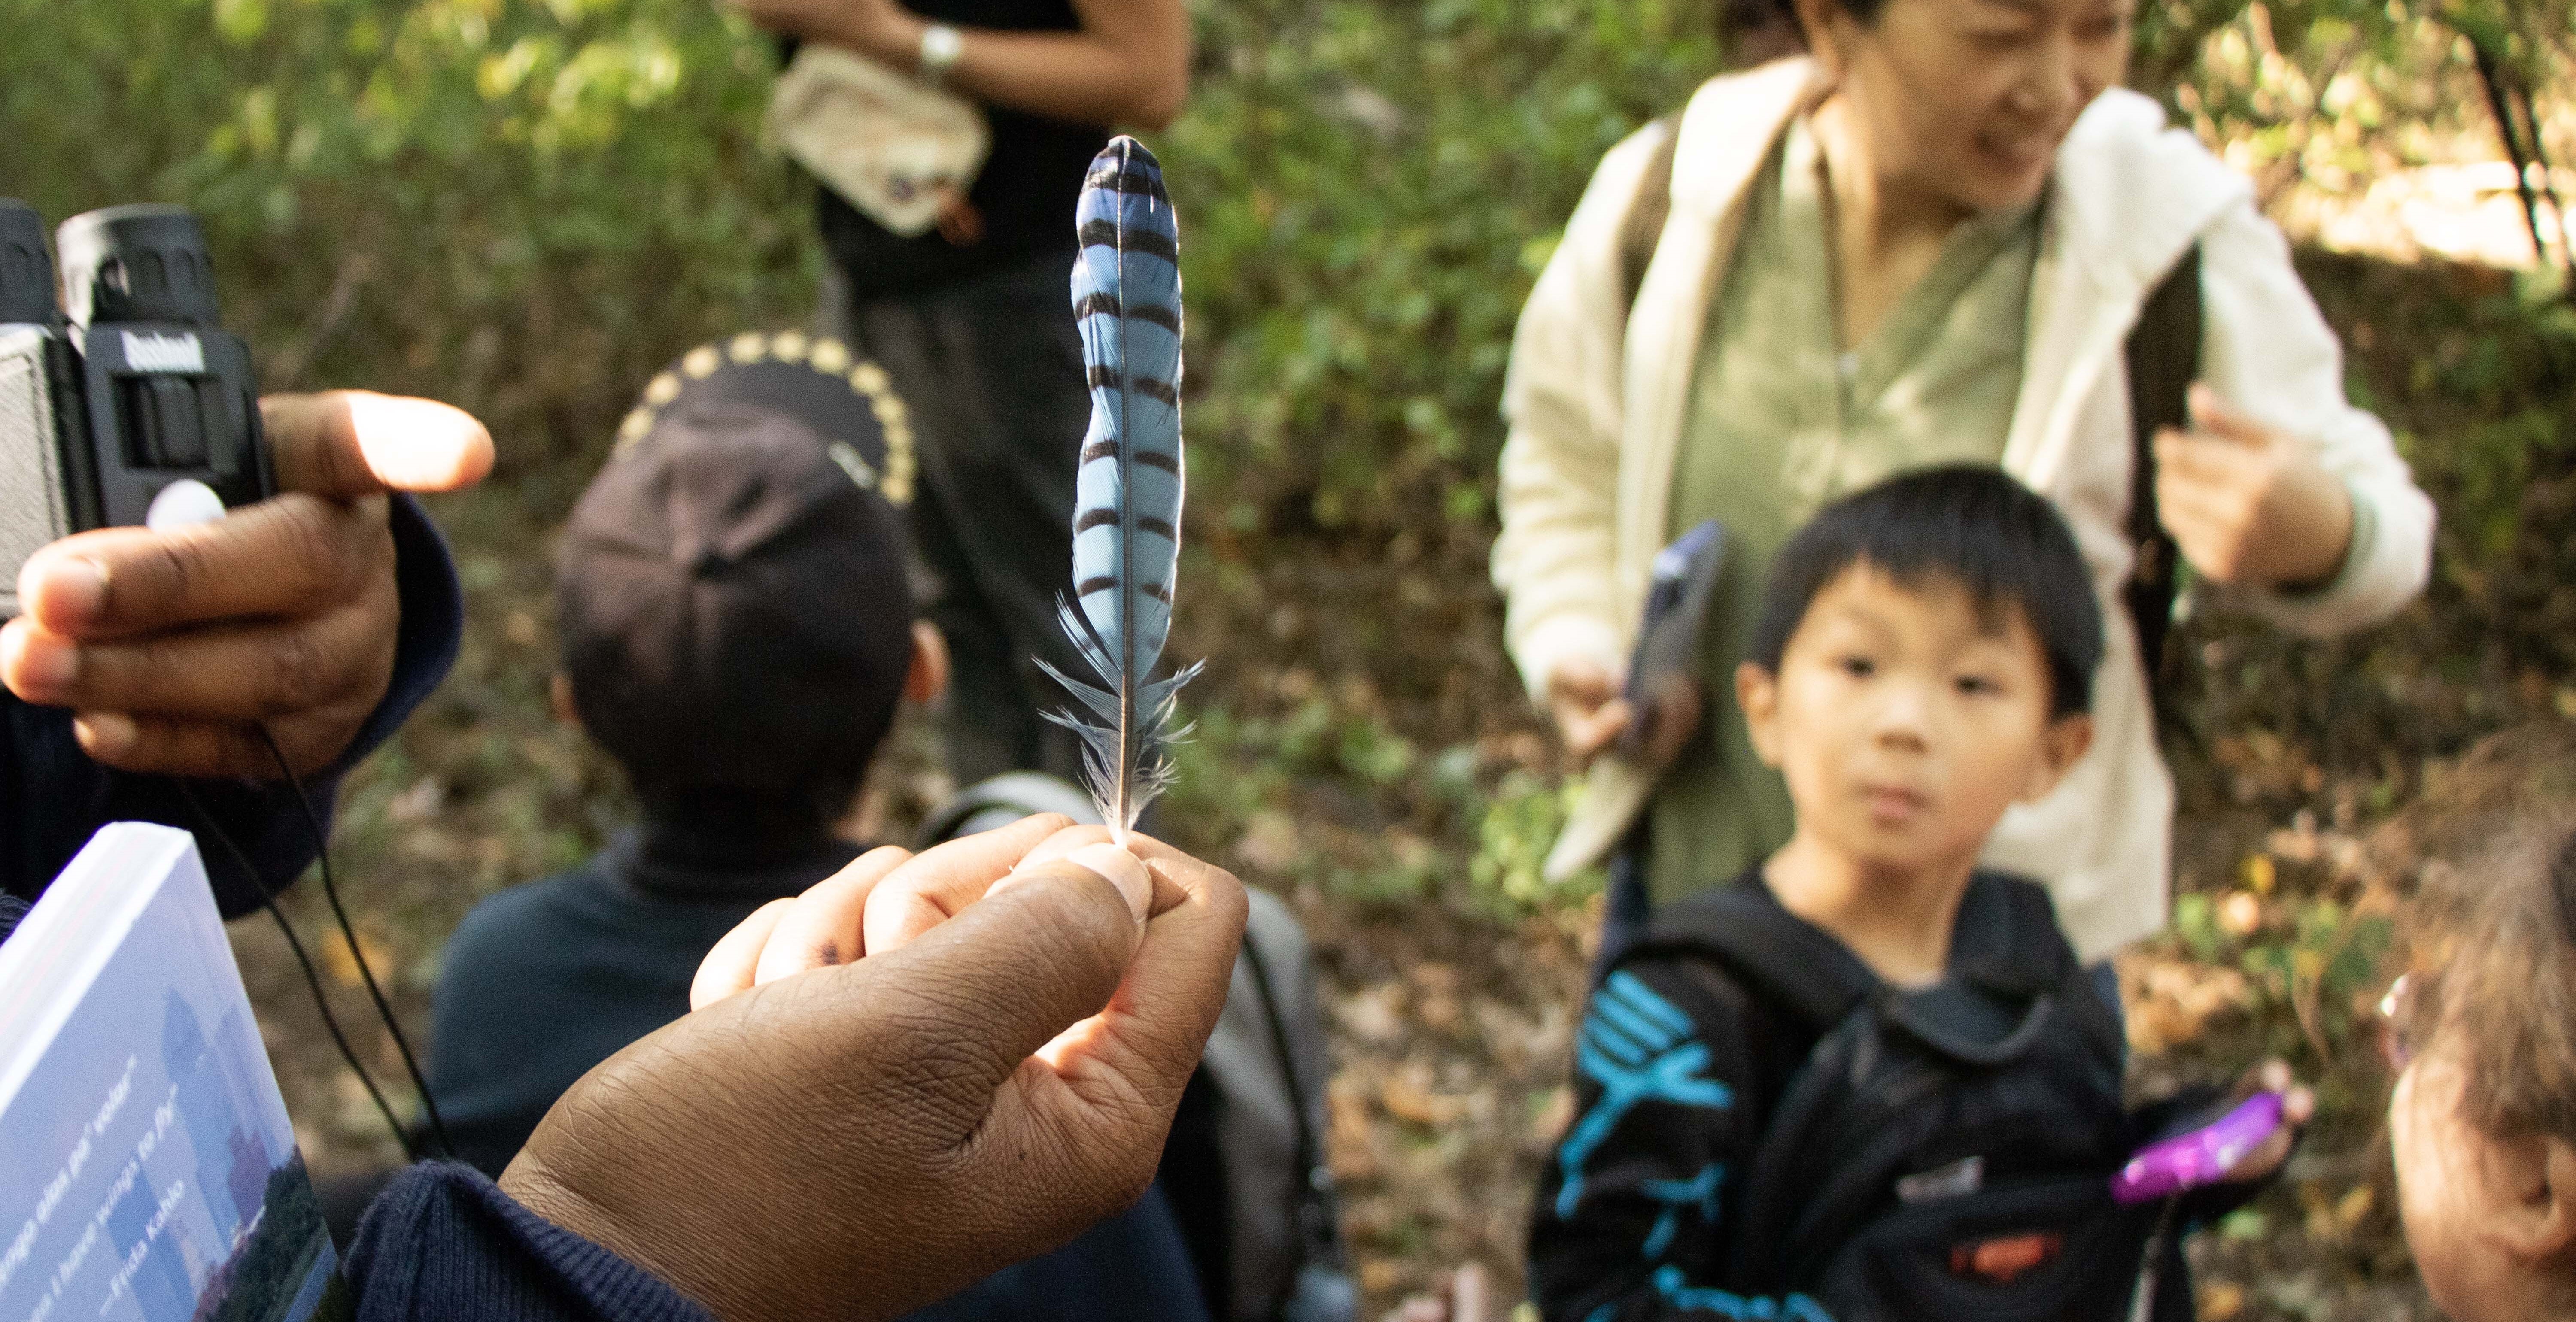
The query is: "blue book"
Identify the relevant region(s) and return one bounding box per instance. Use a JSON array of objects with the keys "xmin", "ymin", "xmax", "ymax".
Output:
[{"xmin": 0, "ymin": 823, "xmax": 345, "ymax": 1322}]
